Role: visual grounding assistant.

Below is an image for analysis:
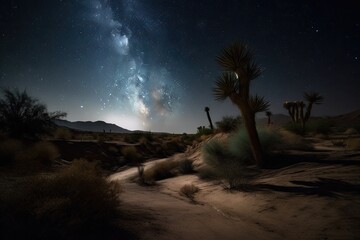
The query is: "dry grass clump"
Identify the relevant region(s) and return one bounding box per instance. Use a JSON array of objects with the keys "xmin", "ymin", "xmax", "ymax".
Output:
[
  {"xmin": 278, "ymin": 130, "xmax": 312, "ymax": 150},
  {"xmin": 346, "ymin": 138, "xmax": 360, "ymax": 150},
  {"xmin": 344, "ymin": 128, "xmax": 358, "ymax": 135},
  {"xmin": 122, "ymin": 146, "xmax": 142, "ymax": 164},
  {"xmin": 0, "ymin": 139, "xmax": 59, "ymax": 171},
  {"xmin": 0, "ymin": 159, "xmax": 125, "ymax": 239},
  {"xmin": 143, "ymin": 160, "xmax": 178, "ymax": 183},
  {"xmin": 54, "ymin": 127, "xmax": 72, "ymax": 140},
  {"xmin": 178, "ymin": 159, "xmax": 194, "ymax": 174},
  {"xmin": 180, "ymin": 184, "xmax": 199, "ymax": 201}
]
